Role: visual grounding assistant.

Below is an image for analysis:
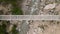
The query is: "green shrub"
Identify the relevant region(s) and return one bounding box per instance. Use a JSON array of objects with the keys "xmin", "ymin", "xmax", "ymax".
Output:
[
  {"xmin": 0, "ymin": 0, "xmax": 23, "ymax": 15},
  {"xmin": 12, "ymin": 7, "xmax": 23, "ymax": 15},
  {"xmin": 11, "ymin": 25, "xmax": 19, "ymax": 34}
]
